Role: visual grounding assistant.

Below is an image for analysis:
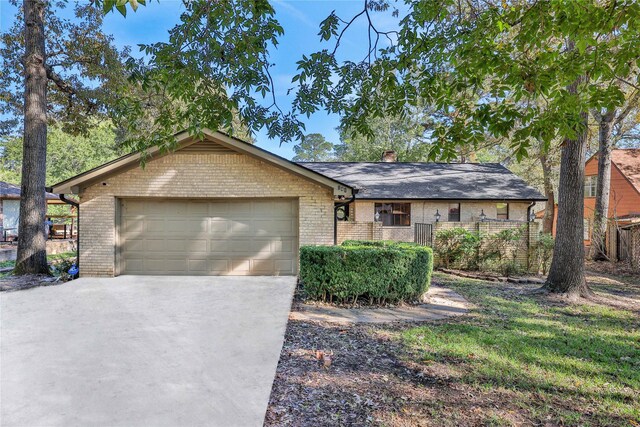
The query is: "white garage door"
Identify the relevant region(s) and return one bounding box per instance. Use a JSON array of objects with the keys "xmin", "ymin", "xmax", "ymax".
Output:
[{"xmin": 119, "ymin": 199, "xmax": 298, "ymax": 275}]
